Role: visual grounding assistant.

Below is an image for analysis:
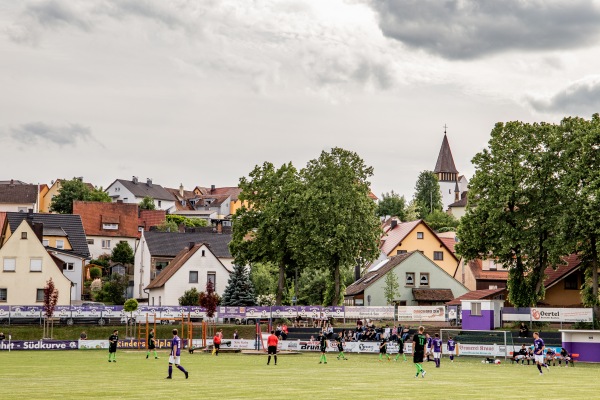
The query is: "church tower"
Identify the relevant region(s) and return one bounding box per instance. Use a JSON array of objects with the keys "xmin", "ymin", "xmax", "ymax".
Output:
[{"xmin": 434, "ymin": 129, "xmax": 460, "ymax": 211}]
